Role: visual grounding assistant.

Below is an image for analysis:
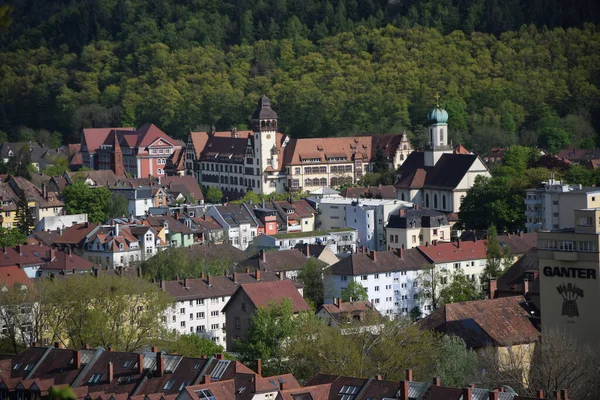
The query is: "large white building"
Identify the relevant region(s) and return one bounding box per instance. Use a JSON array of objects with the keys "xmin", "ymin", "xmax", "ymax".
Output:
[
  {"xmin": 325, "ymin": 249, "xmax": 432, "ymax": 318},
  {"xmin": 185, "ymin": 96, "xmax": 413, "ymax": 199},
  {"xmin": 161, "ymin": 271, "xmax": 301, "ymax": 346},
  {"xmin": 395, "ymin": 105, "xmax": 491, "ymax": 213},
  {"xmin": 205, "ymin": 204, "xmax": 259, "ymax": 250},
  {"xmin": 525, "ymin": 179, "xmax": 600, "ymax": 232},
  {"xmin": 312, "ymin": 197, "xmax": 413, "ymax": 251},
  {"xmin": 386, "ymin": 207, "xmax": 451, "ymax": 250}
]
